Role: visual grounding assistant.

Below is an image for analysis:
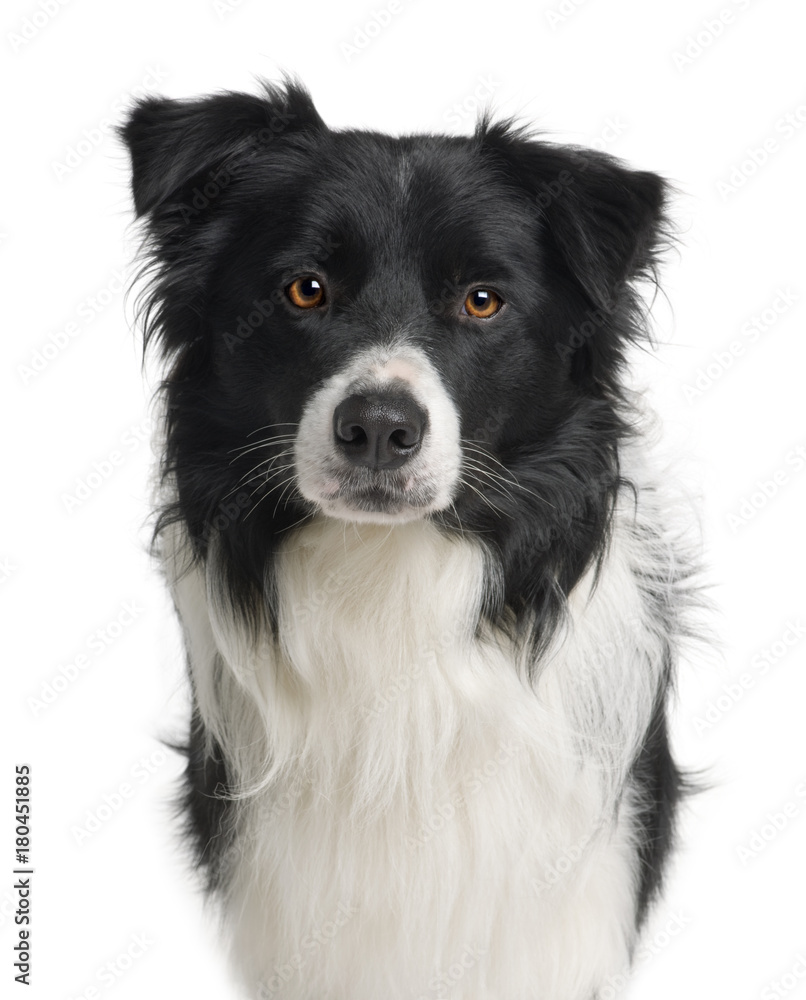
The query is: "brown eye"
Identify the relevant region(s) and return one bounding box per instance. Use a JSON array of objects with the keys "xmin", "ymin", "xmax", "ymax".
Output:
[
  {"xmin": 286, "ymin": 276, "xmax": 325, "ymax": 309},
  {"xmin": 463, "ymin": 288, "xmax": 503, "ymax": 319}
]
